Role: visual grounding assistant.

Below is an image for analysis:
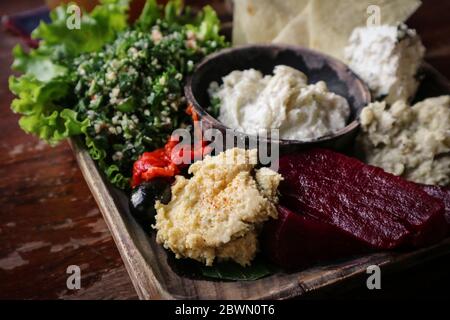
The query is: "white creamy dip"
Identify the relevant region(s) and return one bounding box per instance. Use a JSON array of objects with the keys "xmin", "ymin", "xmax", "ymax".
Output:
[
  {"xmin": 345, "ymin": 24, "xmax": 425, "ymax": 104},
  {"xmin": 208, "ymin": 65, "xmax": 350, "ymax": 140}
]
